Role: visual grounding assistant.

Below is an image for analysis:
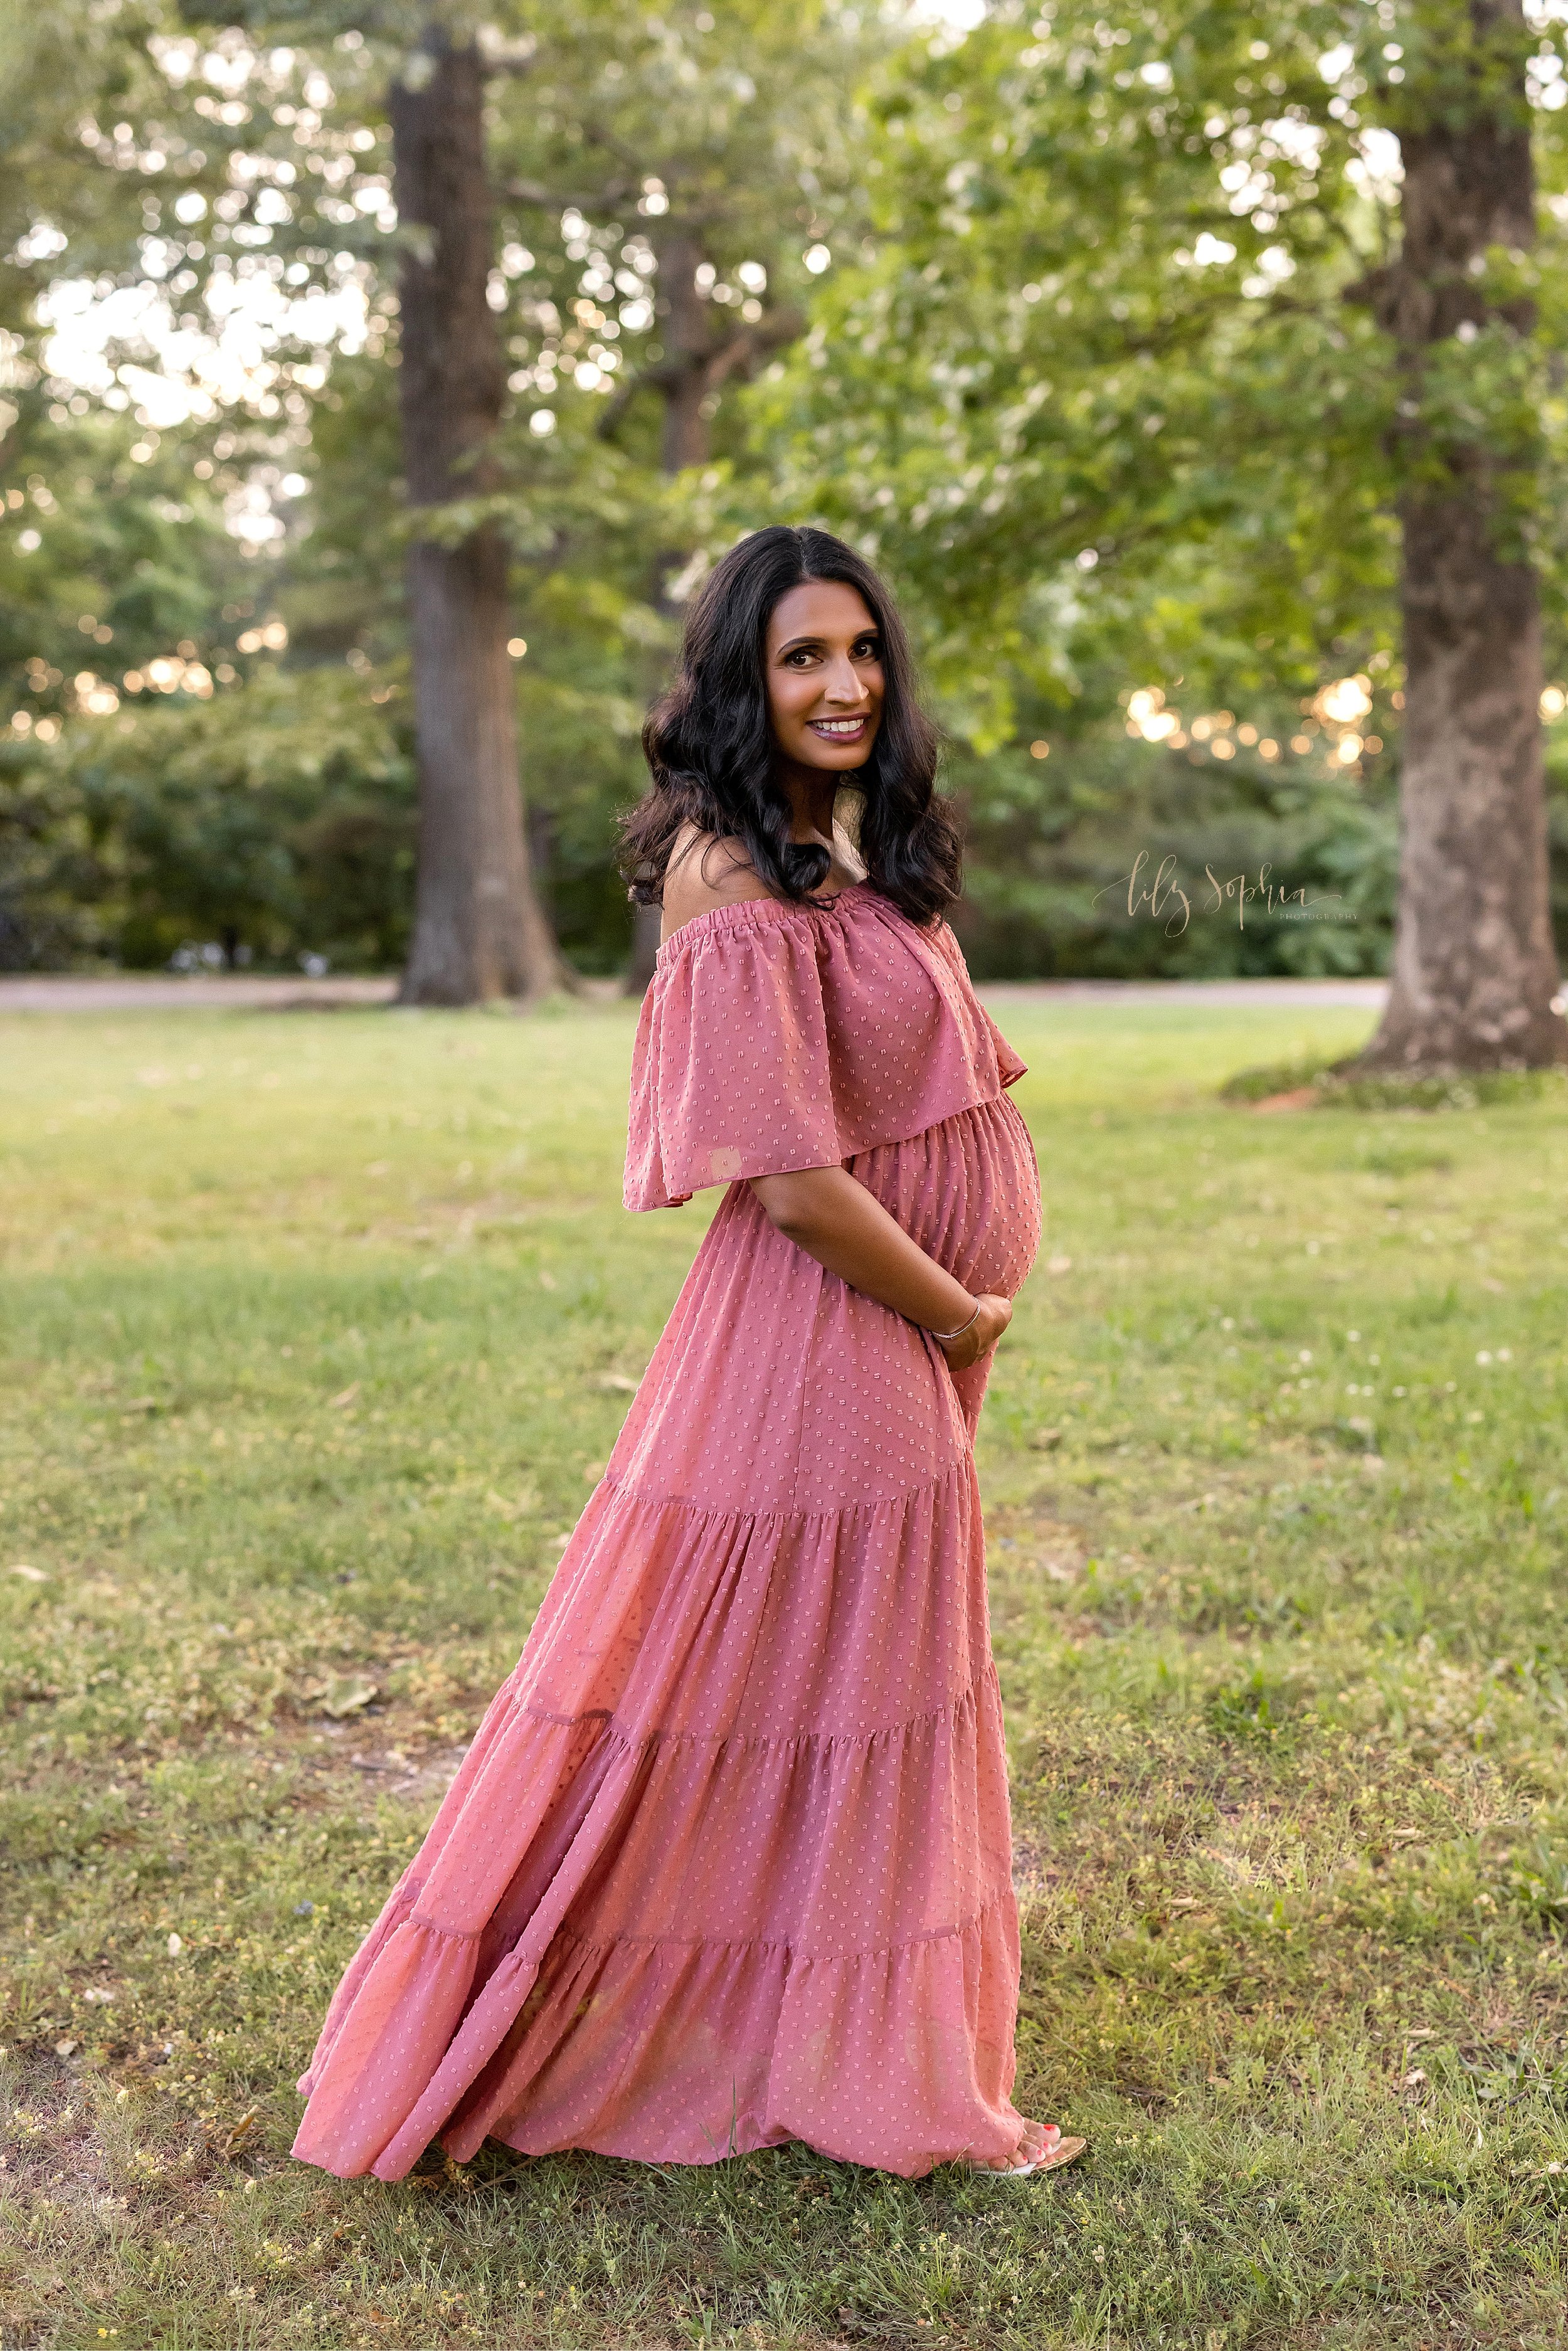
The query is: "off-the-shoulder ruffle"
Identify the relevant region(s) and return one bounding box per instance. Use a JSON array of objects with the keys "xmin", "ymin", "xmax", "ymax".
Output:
[
  {"xmin": 650, "ymin": 881, "xmax": 867, "ymax": 967},
  {"xmin": 625, "ymin": 884, "xmax": 1028, "ymax": 1211}
]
